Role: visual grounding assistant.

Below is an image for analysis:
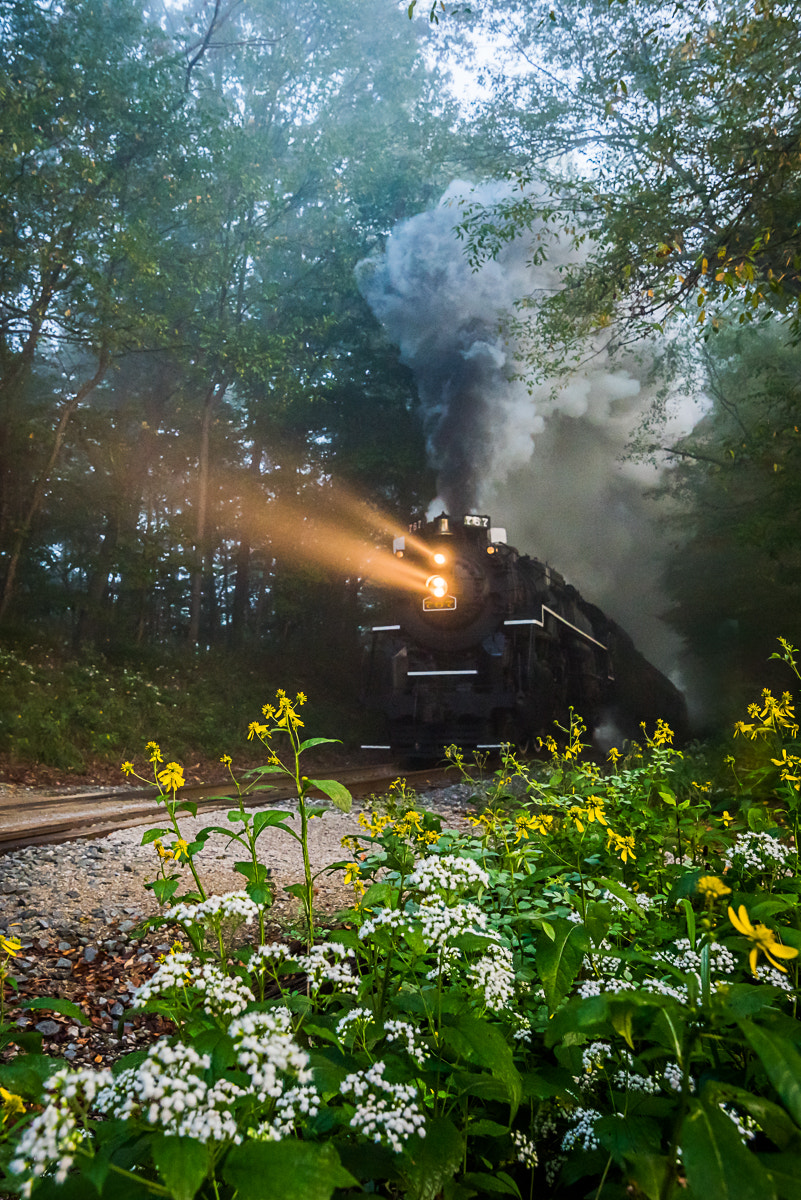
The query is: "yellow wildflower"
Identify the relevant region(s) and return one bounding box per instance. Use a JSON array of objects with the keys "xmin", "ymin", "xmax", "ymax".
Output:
[
  {"xmin": 719, "ymin": 810, "xmax": 734, "ymax": 827},
  {"xmin": 728, "ymin": 904, "xmax": 799, "ymax": 975},
  {"xmin": 146, "ymin": 741, "xmax": 163, "ymax": 763},
  {"xmin": 154, "ymin": 839, "xmax": 174, "ymax": 860},
  {"xmin": 247, "ymin": 721, "xmax": 268, "ymax": 740},
  {"xmin": 568, "ymin": 805, "xmax": 586, "ymax": 833},
  {"xmin": 220, "ymin": 754, "xmax": 232, "ymax": 766},
  {"xmin": 173, "ymin": 838, "xmax": 190, "ymax": 862},
  {"xmin": 697, "ymin": 876, "xmax": 732, "ymax": 904},
  {"xmin": 606, "ymin": 830, "xmax": 636, "ymax": 863},
  {"xmin": 0, "ymin": 934, "xmax": 21, "ymax": 957},
  {"xmin": 586, "ymin": 798, "xmax": 608, "ymax": 826},
  {"xmin": 157, "ymin": 762, "xmax": 185, "ymax": 792},
  {"xmin": 121, "ymin": 761, "xmax": 135, "ymax": 776},
  {"xmin": 1, "ymin": 1087, "xmax": 25, "ymax": 1123},
  {"xmin": 531, "ymin": 814, "xmax": 554, "ymax": 835},
  {"xmin": 296, "ymin": 691, "xmax": 307, "ymax": 705}
]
